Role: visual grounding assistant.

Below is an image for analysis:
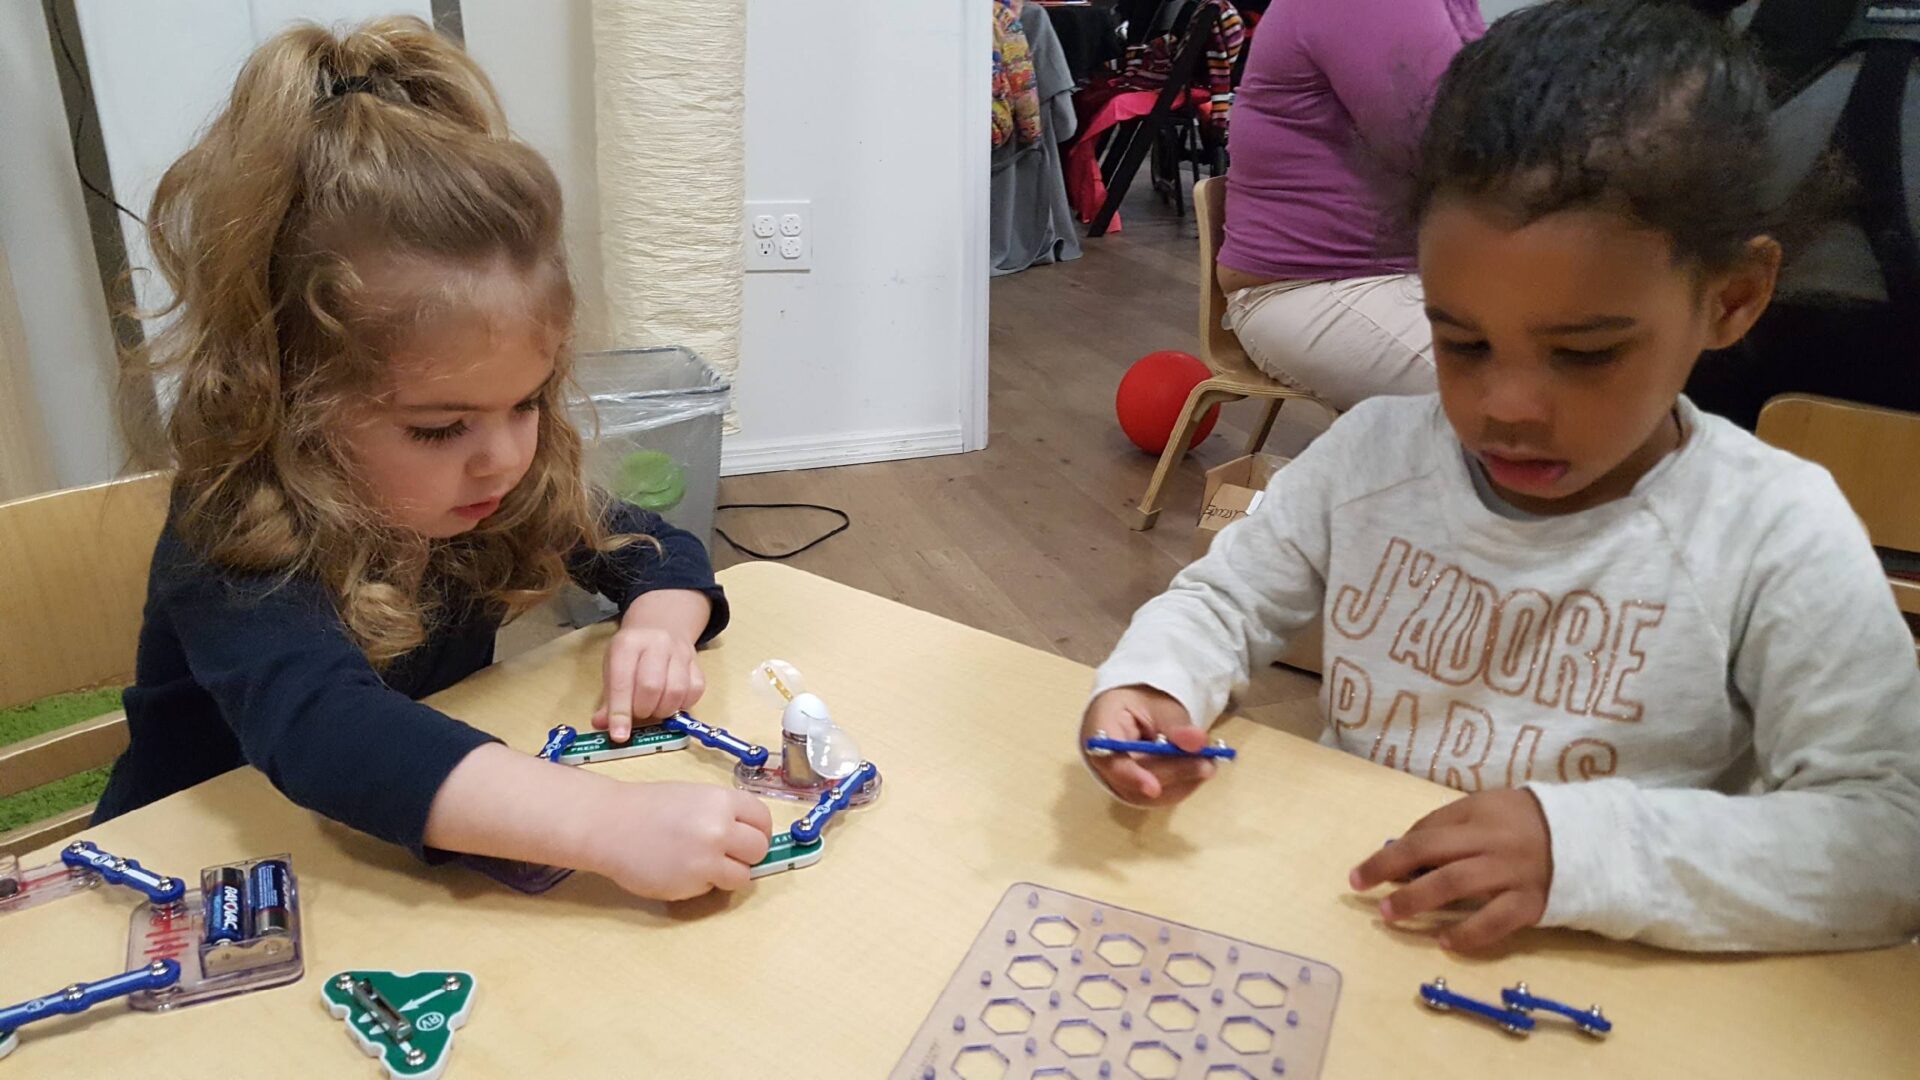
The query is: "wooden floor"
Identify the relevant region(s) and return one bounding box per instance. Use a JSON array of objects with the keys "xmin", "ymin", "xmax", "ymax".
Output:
[{"xmin": 706, "ymin": 188, "xmax": 1329, "ymax": 739}]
